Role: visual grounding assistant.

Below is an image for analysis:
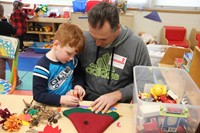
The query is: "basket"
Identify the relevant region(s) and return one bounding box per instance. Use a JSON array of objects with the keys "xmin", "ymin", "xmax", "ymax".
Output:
[
  {"xmin": 147, "ymin": 45, "xmax": 169, "ymax": 66},
  {"xmin": 31, "ymin": 42, "xmax": 51, "ymax": 54}
]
